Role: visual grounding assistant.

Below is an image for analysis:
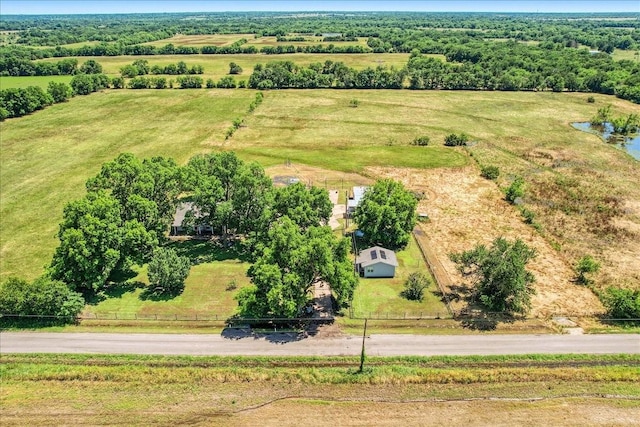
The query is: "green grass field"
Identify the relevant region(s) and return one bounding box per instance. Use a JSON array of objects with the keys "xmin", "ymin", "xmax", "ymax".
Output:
[
  {"xmin": 0, "ymin": 89, "xmax": 255, "ymax": 281},
  {"xmin": 350, "ymin": 236, "xmax": 448, "ymax": 318},
  {"xmin": 86, "ymin": 240, "xmax": 251, "ymax": 320},
  {"xmin": 25, "ymin": 52, "xmax": 412, "ymax": 86},
  {"xmin": 0, "ymin": 88, "xmax": 468, "ymax": 282},
  {"xmin": 0, "ymin": 75, "xmax": 73, "ymax": 89}
]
